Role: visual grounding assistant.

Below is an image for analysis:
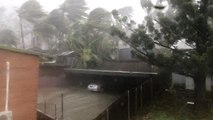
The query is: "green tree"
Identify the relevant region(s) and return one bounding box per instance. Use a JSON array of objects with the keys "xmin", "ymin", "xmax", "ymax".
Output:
[
  {"xmin": 112, "ymin": 0, "xmax": 213, "ymax": 110},
  {"xmin": 44, "ymin": 0, "xmax": 88, "ymax": 52},
  {"xmin": 48, "ymin": 9, "xmax": 69, "ymax": 34},
  {"xmin": 18, "ymin": 0, "xmax": 46, "ymax": 24},
  {"xmin": 33, "ymin": 20, "xmax": 56, "ymax": 50},
  {"xmin": 66, "ymin": 8, "xmax": 116, "ymax": 68},
  {"xmin": 0, "ymin": 29, "xmax": 17, "ymax": 47},
  {"xmin": 67, "ymin": 23, "xmax": 115, "ymax": 68},
  {"xmin": 46, "ymin": 9, "xmax": 70, "ymax": 51},
  {"xmin": 88, "ymin": 8, "xmax": 112, "ymax": 31},
  {"xmin": 112, "ymin": 6, "xmax": 136, "ymax": 30}
]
